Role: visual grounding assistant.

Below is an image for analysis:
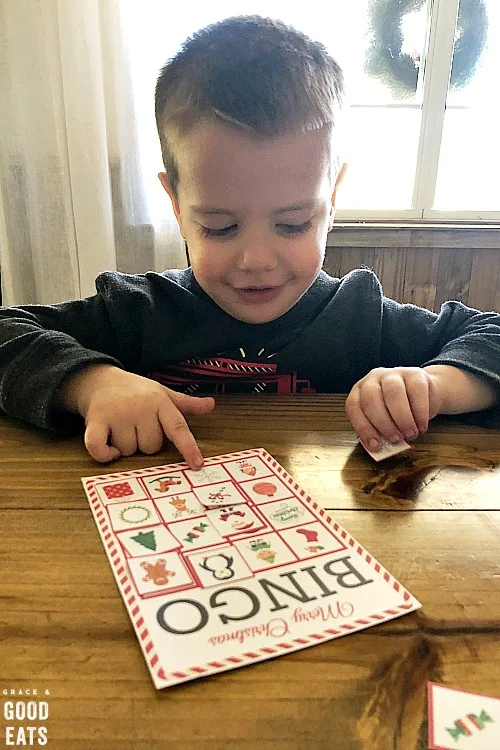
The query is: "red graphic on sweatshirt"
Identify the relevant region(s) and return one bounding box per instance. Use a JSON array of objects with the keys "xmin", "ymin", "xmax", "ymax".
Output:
[{"xmin": 148, "ymin": 356, "xmax": 315, "ymax": 395}]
